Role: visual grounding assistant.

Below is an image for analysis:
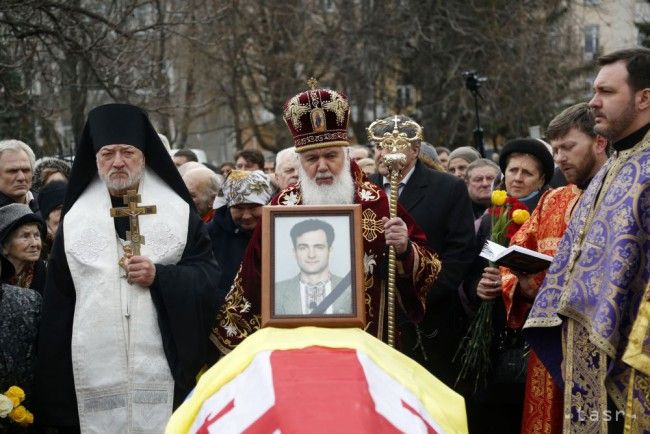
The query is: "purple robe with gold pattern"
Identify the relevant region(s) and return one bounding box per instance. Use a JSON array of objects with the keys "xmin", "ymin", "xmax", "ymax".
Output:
[{"xmin": 524, "ymin": 130, "xmax": 650, "ymax": 433}]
